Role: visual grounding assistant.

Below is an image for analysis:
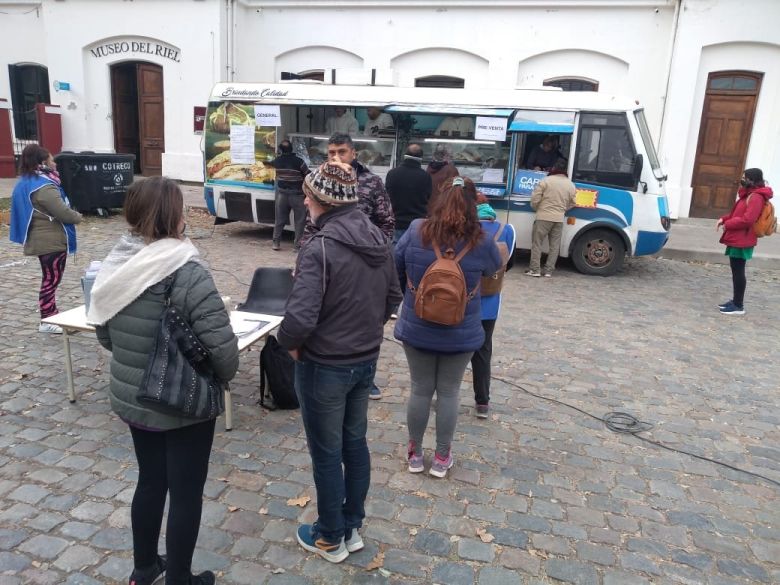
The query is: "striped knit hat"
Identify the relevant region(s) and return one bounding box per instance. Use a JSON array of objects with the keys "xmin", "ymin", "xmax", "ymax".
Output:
[{"xmin": 303, "ymin": 161, "xmax": 358, "ymax": 207}]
